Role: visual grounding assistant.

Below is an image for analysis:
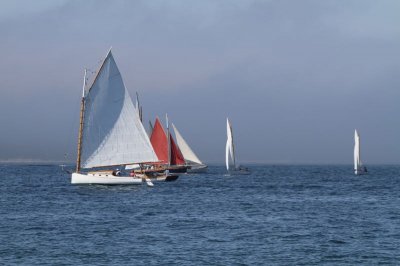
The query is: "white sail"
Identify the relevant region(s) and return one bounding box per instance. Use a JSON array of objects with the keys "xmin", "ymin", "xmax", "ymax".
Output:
[
  {"xmin": 354, "ymin": 129, "xmax": 362, "ymax": 174},
  {"xmin": 81, "ymin": 51, "xmax": 157, "ymax": 168},
  {"xmin": 226, "ymin": 118, "xmax": 236, "ymax": 171},
  {"xmin": 172, "ymin": 123, "xmax": 203, "ymax": 165},
  {"xmin": 226, "ymin": 138, "xmax": 231, "ymax": 171}
]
